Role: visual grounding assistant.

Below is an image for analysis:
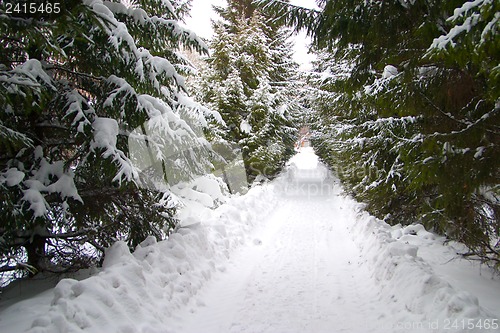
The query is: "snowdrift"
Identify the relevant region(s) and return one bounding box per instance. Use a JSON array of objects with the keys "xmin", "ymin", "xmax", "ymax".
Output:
[
  {"xmin": 6, "ymin": 184, "xmax": 277, "ymax": 333},
  {"xmin": 345, "ymin": 200, "xmax": 498, "ymax": 332}
]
